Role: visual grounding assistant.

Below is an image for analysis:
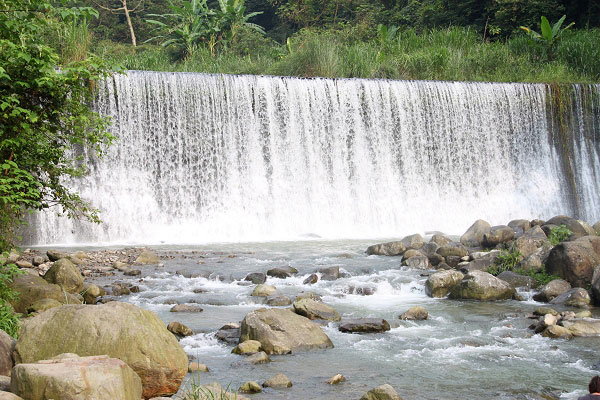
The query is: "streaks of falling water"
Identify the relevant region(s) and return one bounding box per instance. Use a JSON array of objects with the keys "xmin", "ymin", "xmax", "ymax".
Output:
[{"xmin": 30, "ymin": 72, "xmax": 600, "ymax": 245}]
